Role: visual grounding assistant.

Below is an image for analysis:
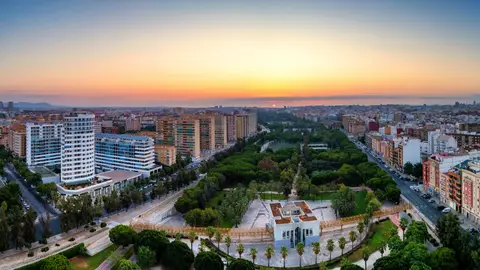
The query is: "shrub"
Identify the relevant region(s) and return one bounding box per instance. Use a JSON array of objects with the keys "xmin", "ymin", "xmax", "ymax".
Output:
[
  {"xmin": 27, "ymin": 251, "xmax": 34, "ymax": 257},
  {"xmin": 84, "ymin": 225, "xmax": 90, "ymax": 229},
  {"xmin": 55, "ymin": 243, "xmax": 60, "ymax": 247},
  {"xmin": 90, "ymin": 228, "xmax": 96, "ymax": 233},
  {"xmin": 90, "ymin": 221, "xmax": 96, "ymax": 226},
  {"xmin": 100, "ymin": 222, "xmax": 107, "ymax": 228},
  {"xmin": 39, "ymin": 238, "xmax": 47, "ymax": 245},
  {"xmin": 68, "ymin": 237, "xmax": 75, "ymax": 242},
  {"xmin": 41, "ymin": 247, "xmax": 49, "ymax": 252}
]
